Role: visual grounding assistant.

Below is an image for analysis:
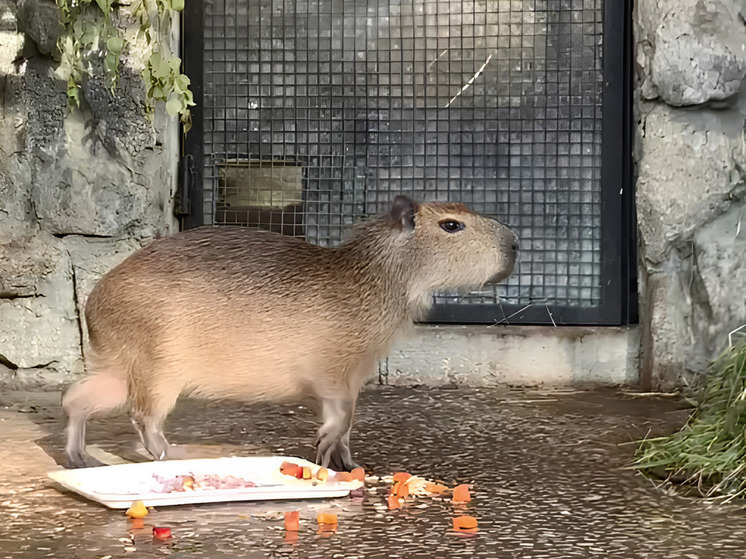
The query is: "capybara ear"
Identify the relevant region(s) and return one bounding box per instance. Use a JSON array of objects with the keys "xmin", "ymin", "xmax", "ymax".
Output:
[{"xmin": 390, "ymin": 195, "xmax": 417, "ymax": 232}]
